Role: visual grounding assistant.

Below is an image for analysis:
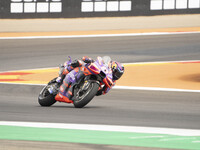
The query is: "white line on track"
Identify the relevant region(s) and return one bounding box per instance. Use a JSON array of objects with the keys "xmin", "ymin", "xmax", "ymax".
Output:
[
  {"xmin": 123, "ymin": 60, "xmax": 200, "ymax": 65},
  {"xmin": 0, "ymin": 121, "xmax": 200, "ymax": 136},
  {"xmin": 0, "ymin": 60, "xmax": 199, "ymax": 73},
  {"xmin": 114, "ymin": 86, "xmax": 200, "ymax": 93},
  {"xmin": 0, "ymin": 82, "xmax": 199, "ymax": 93},
  {"xmin": 0, "ymin": 60, "xmax": 199, "ymax": 93},
  {"xmin": 0, "ymin": 31, "xmax": 199, "ymax": 40}
]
